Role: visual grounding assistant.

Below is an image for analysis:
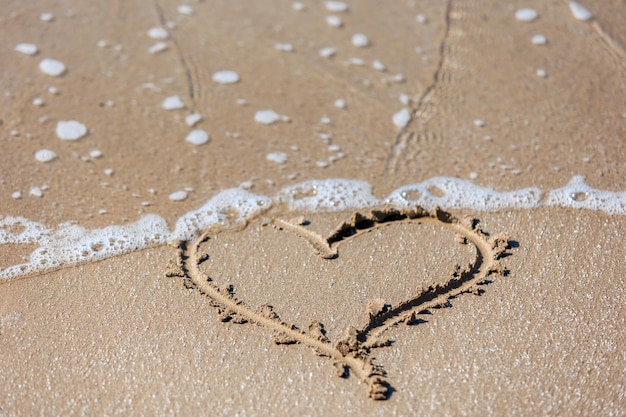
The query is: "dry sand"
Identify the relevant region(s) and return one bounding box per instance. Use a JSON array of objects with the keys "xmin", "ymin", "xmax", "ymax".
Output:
[{"xmin": 1, "ymin": 0, "xmax": 625, "ymax": 415}]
